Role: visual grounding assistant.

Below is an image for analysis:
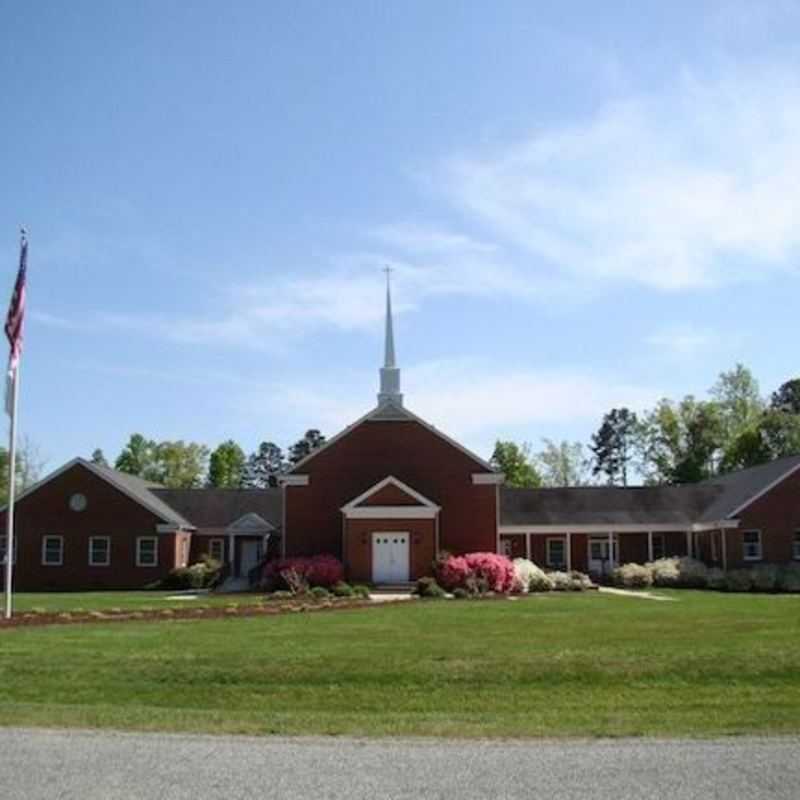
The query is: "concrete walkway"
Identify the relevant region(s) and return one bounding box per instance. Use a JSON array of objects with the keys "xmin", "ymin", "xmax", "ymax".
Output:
[
  {"xmin": 0, "ymin": 728, "xmax": 797, "ymax": 800},
  {"xmin": 599, "ymin": 586, "xmax": 677, "ymax": 601}
]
